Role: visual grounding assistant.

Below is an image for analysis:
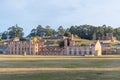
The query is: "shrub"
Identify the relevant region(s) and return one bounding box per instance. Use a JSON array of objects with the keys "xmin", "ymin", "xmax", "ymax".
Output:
[
  {"xmin": 59, "ymin": 41, "xmax": 64, "ymax": 47},
  {"xmin": 20, "ymin": 37, "xmax": 29, "ymax": 41},
  {"xmin": 64, "ymin": 32, "xmax": 71, "ymax": 37},
  {"xmin": 81, "ymin": 43, "xmax": 87, "ymax": 46},
  {"xmin": 0, "ymin": 39, "xmax": 2, "ymax": 41}
]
